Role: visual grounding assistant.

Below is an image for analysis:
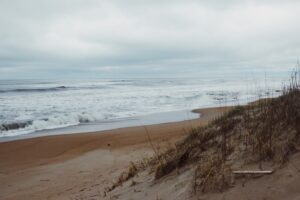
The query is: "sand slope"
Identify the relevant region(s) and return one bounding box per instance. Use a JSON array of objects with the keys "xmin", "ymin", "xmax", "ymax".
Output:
[{"xmin": 106, "ymin": 152, "xmax": 300, "ymax": 200}]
